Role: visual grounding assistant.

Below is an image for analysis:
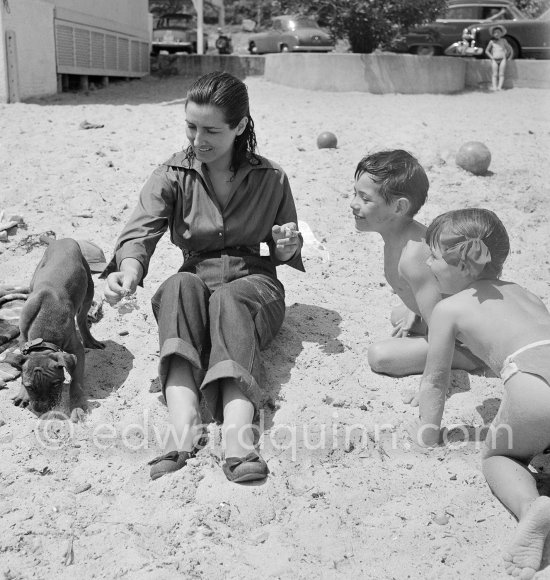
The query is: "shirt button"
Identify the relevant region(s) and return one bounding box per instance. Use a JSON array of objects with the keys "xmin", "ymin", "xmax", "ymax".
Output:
[{"xmin": 218, "ymin": 232, "xmax": 222, "ymax": 237}]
